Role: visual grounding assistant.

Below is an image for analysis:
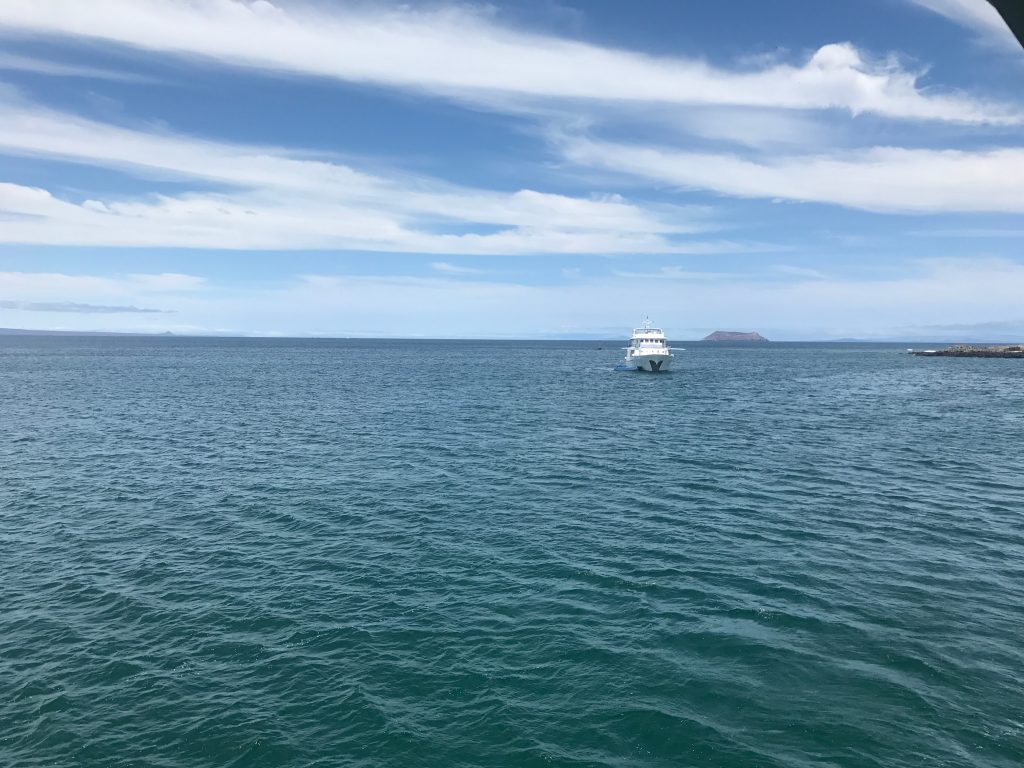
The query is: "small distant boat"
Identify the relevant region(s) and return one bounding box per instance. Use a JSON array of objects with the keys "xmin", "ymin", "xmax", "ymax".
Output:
[{"xmin": 622, "ymin": 317, "xmax": 674, "ymax": 372}]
